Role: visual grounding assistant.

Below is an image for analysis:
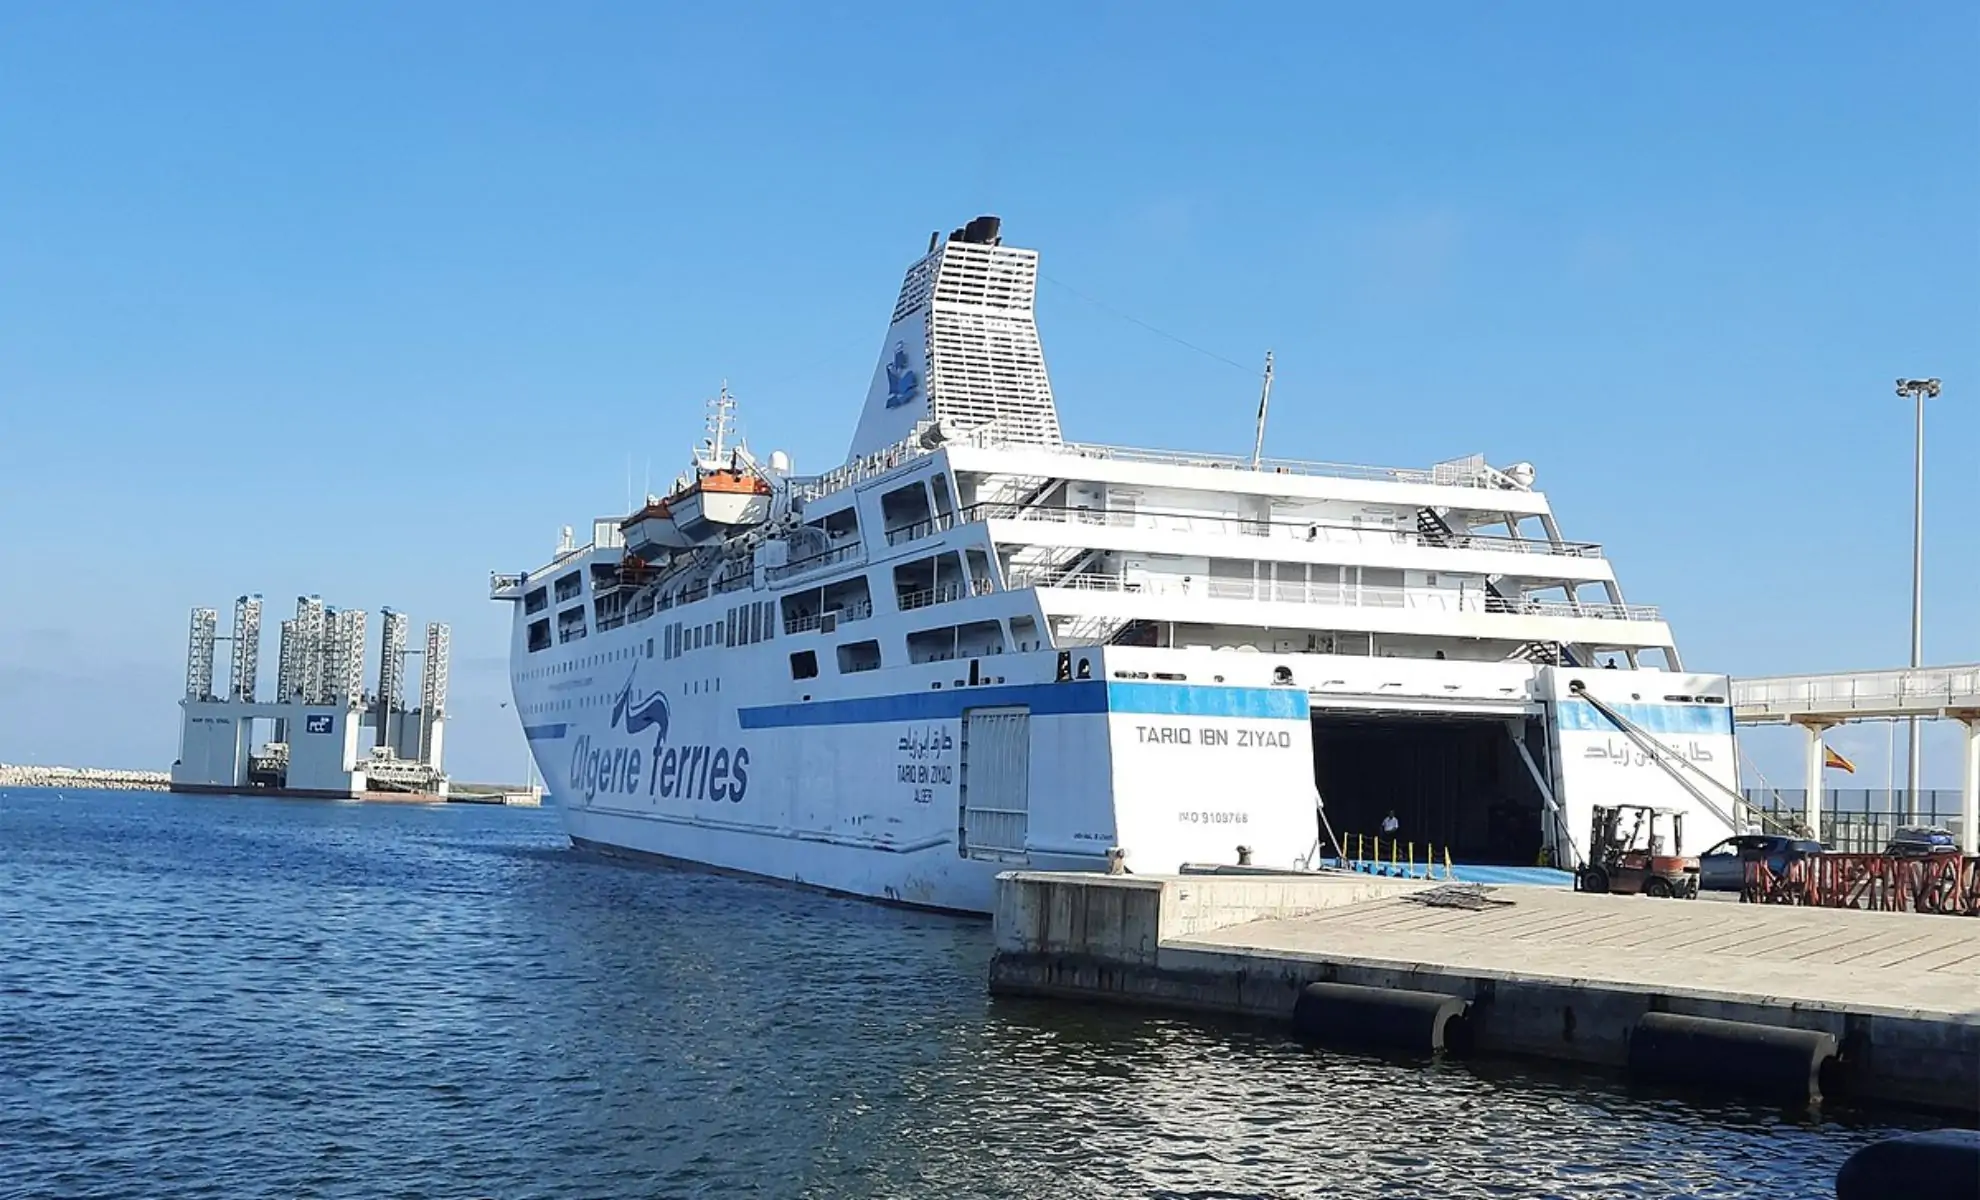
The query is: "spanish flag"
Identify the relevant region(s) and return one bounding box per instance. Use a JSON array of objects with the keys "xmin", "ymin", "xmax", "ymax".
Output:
[{"xmin": 1823, "ymin": 745, "xmax": 1856, "ymax": 774}]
